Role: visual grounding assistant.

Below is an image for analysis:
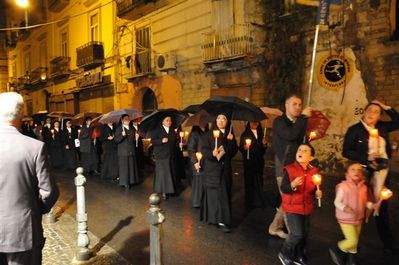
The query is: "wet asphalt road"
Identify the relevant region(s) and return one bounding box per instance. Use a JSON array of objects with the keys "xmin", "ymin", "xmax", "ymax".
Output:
[{"xmin": 52, "ymin": 159, "xmax": 399, "ymax": 265}]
